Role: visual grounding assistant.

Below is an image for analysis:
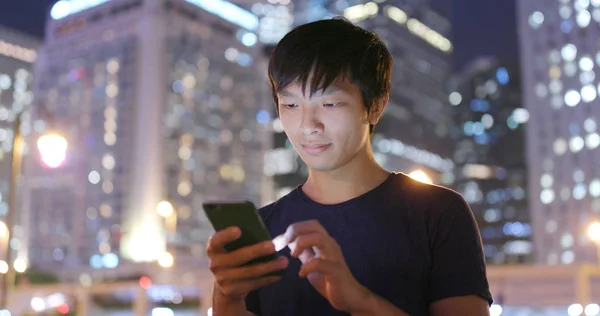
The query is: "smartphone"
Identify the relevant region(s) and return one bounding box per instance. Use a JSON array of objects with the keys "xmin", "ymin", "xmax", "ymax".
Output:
[{"xmin": 202, "ymin": 200, "xmax": 283, "ymax": 276}]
